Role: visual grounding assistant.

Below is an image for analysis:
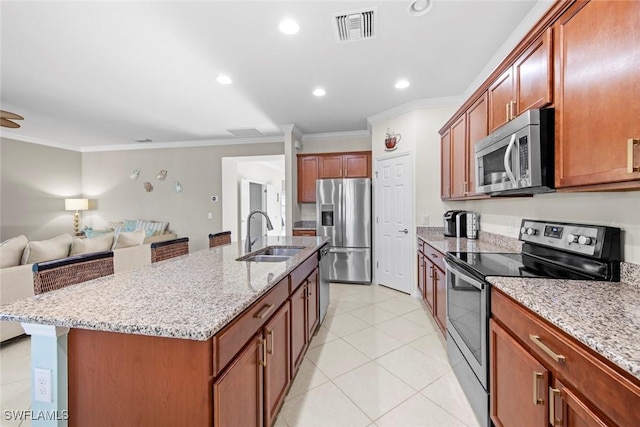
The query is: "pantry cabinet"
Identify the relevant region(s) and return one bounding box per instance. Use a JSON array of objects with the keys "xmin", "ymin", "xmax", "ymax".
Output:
[
  {"xmin": 297, "ymin": 151, "xmax": 371, "ymax": 203},
  {"xmin": 491, "ymin": 288, "xmax": 640, "ymax": 427},
  {"xmin": 488, "ymin": 28, "xmax": 553, "ymax": 133},
  {"xmin": 553, "ymin": 0, "xmax": 640, "ymax": 190}
]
